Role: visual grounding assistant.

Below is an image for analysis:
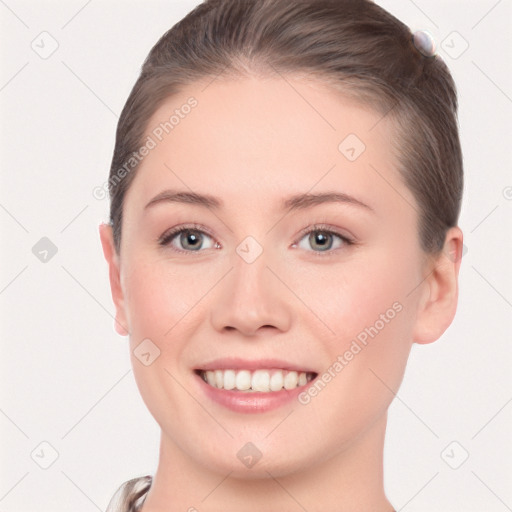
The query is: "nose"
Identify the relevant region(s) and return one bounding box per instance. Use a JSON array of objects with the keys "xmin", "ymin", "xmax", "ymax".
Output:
[{"xmin": 210, "ymin": 246, "xmax": 293, "ymax": 337}]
